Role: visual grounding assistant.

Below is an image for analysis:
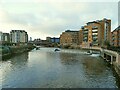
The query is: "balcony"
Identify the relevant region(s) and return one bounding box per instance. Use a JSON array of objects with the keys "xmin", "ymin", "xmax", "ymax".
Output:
[
  {"xmin": 83, "ymin": 35, "xmax": 88, "ymax": 37},
  {"xmin": 83, "ymin": 39, "xmax": 88, "ymax": 42},
  {"xmin": 92, "ymin": 35, "xmax": 98, "ymax": 37},
  {"xmin": 84, "ymin": 29, "xmax": 88, "ymax": 31},
  {"xmin": 83, "ymin": 31, "xmax": 88, "ymax": 34},
  {"xmin": 92, "ymin": 31, "xmax": 98, "ymax": 33},
  {"xmin": 92, "ymin": 26, "xmax": 98, "ymax": 30}
]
